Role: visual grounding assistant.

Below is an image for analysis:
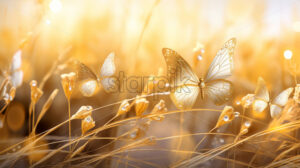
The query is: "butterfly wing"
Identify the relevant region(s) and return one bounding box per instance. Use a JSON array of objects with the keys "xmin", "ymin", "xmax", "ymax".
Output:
[
  {"xmin": 204, "ymin": 38, "xmax": 236, "ymax": 82},
  {"xmin": 270, "ymin": 87, "xmax": 293, "ymax": 118},
  {"xmin": 162, "ymin": 48, "xmax": 200, "ymax": 110},
  {"xmin": 204, "ymin": 79, "xmax": 232, "ymax": 105},
  {"xmin": 253, "ymin": 77, "xmax": 269, "ymax": 113},
  {"xmin": 73, "ymin": 60, "xmax": 99, "ymax": 97},
  {"xmin": 100, "ymin": 52, "xmax": 116, "ymax": 77},
  {"xmin": 75, "ymin": 61, "xmax": 98, "ymax": 81},
  {"xmin": 253, "ymin": 99, "xmax": 269, "ymax": 113},
  {"xmin": 170, "ymin": 85, "xmax": 200, "ymax": 109},
  {"xmin": 254, "ymin": 77, "xmax": 270, "ymax": 102},
  {"xmin": 100, "ymin": 52, "xmax": 117, "ymax": 93},
  {"xmin": 272, "ymin": 87, "xmax": 293, "ymax": 107}
]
